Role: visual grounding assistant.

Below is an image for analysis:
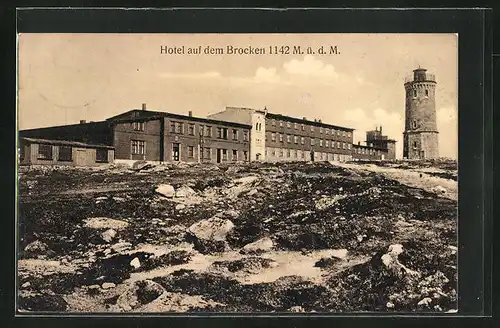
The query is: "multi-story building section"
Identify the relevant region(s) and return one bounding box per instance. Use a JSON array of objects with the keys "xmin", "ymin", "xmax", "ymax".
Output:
[
  {"xmin": 352, "ymin": 142, "xmax": 388, "ymax": 160},
  {"xmin": 19, "ymin": 104, "xmax": 400, "ymax": 166},
  {"xmin": 365, "ymin": 126, "xmax": 397, "ymax": 160},
  {"xmin": 207, "ymin": 107, "xmax": 267, "ymax": 161},
  {"xmin": 19, "ymin": 104, "xmax": 252, "ymax": 165},
  {"xmin": 208, "ymin": 107, "xmax": 355, "ymax": 162}
]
